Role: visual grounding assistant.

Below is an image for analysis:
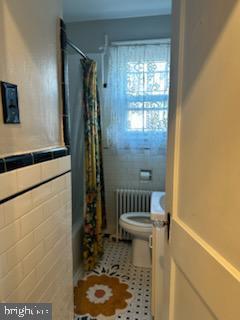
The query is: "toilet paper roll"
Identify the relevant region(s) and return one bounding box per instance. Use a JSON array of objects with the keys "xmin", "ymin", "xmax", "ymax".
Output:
[{"xmin": 140, "ymin": 170, "xmax": 151, "ymax": 181}]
